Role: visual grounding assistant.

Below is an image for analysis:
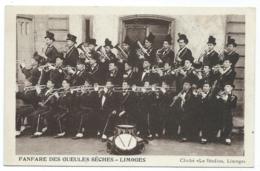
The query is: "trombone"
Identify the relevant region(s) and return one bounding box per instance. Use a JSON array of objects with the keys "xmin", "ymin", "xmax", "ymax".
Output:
[{"xmin": 24, "ymin": 85, "xmax": 46, "ymax": 92}]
